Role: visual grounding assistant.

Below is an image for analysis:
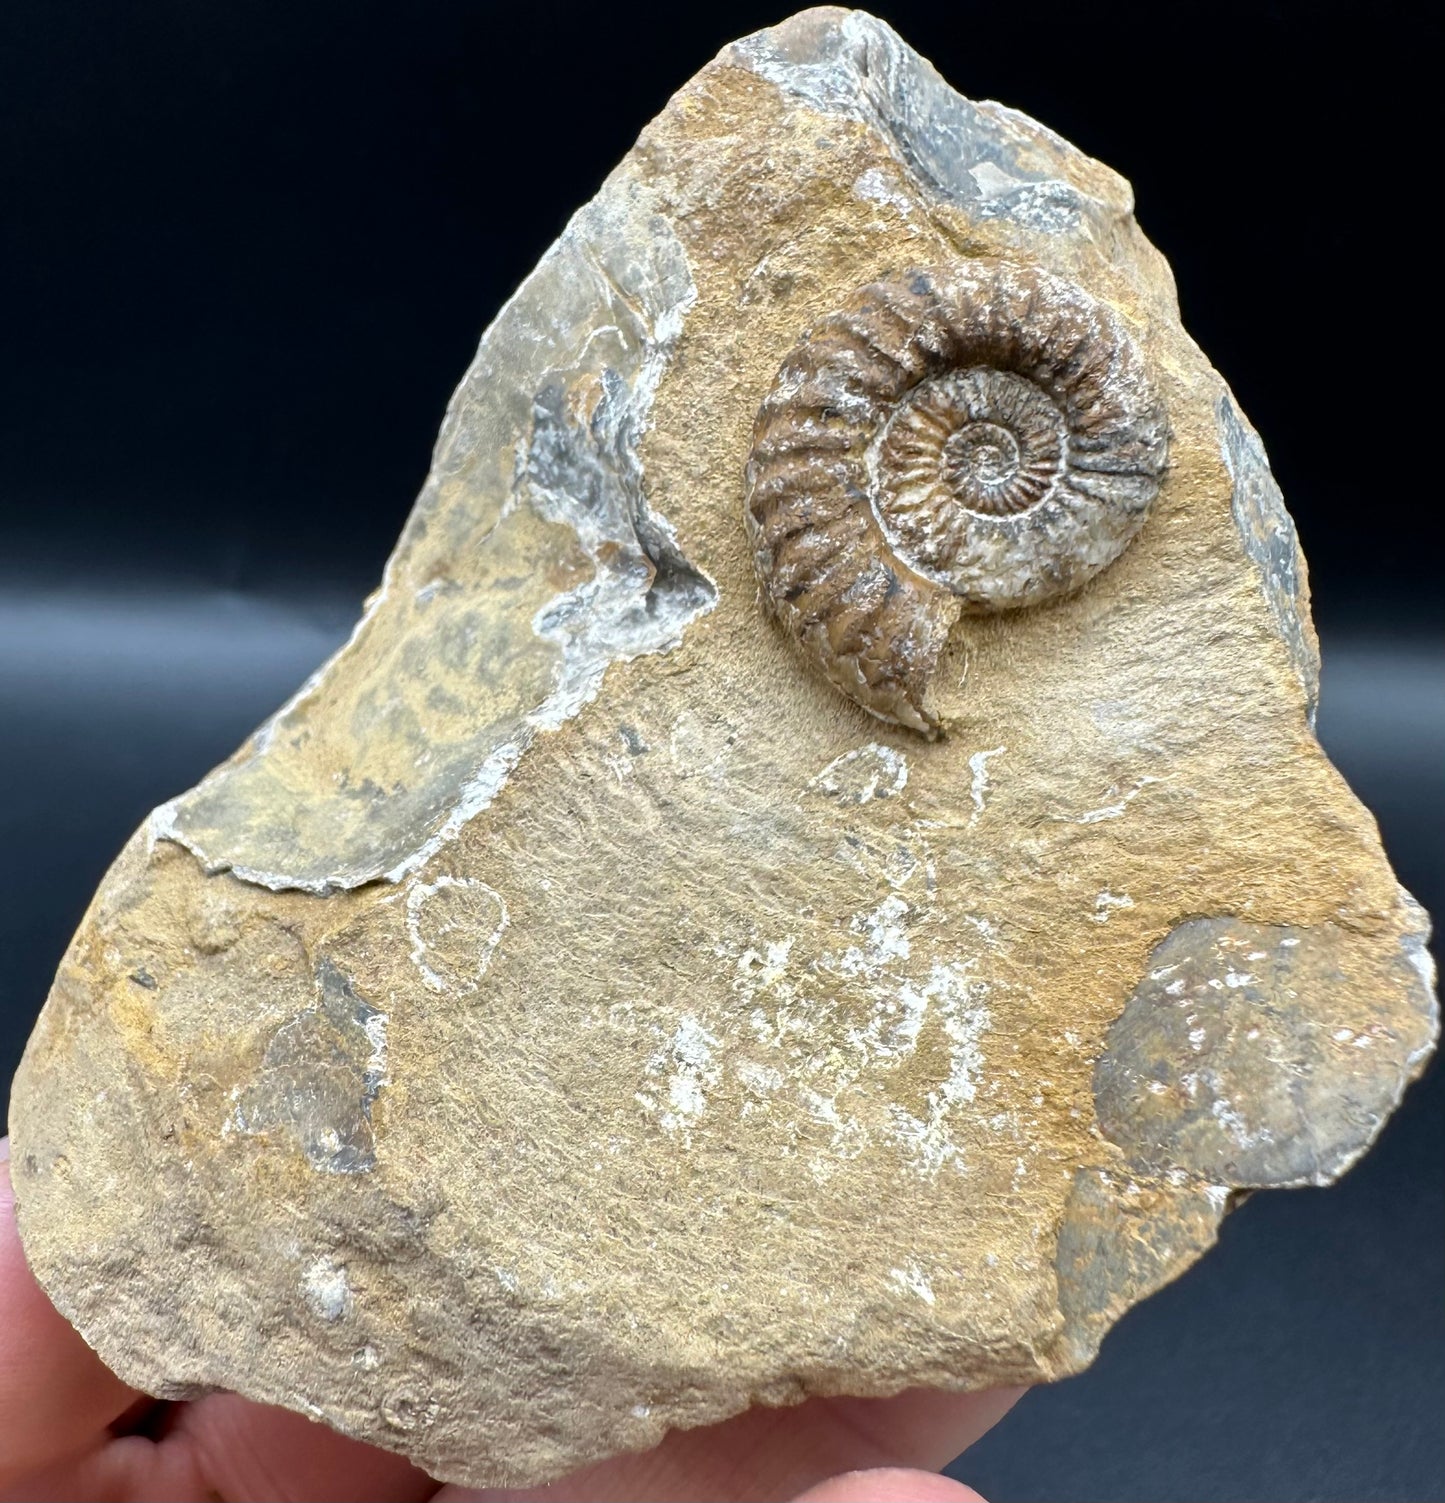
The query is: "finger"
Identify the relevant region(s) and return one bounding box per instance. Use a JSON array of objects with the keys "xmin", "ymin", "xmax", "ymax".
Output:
[
  {"xmin": 5, "ymin": 1393, "xmax": 444, "ymax": 1503},
  {"xmin": 2, "ymin": 1138, "xmax": 439, "ymax": 1503},
  {"xmin": 437, "ymin": 1383, "xmax": 1022, "ymax": 1503},
  {"xmin": 793, "ymin": 1467, "xmax": 987, "ymax": 1503},
  {"xmin": 815, "ymin": 1386, "xmax": 1021, "ymax": 1475},
  {"xmin": 0, "ymin": 1139, "xmax": 141, "ymax": 1487},
  {"xmin": 159, "ymin": 1391, "xmax": 440, "ymax": 1503},
  {"xmin": 0, "ymin": 1434, "xmax": 207, "ymax": 1503}
]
